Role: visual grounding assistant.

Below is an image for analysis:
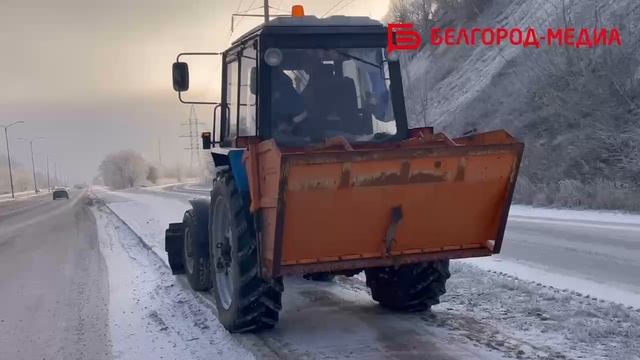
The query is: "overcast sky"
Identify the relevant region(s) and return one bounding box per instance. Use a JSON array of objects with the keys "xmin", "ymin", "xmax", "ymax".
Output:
[{"xmin": 0, "ymin": 0, "xmax": 390, "ymax": 183}]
